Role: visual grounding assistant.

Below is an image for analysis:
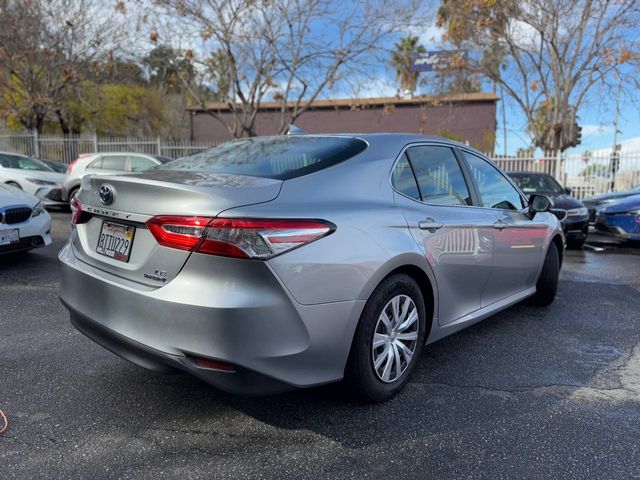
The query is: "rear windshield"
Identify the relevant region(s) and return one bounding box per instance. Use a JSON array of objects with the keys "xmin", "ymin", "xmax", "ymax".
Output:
[{"xmin": 160, "ymin": 136, "xmax": 367, "ymax": 180}]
